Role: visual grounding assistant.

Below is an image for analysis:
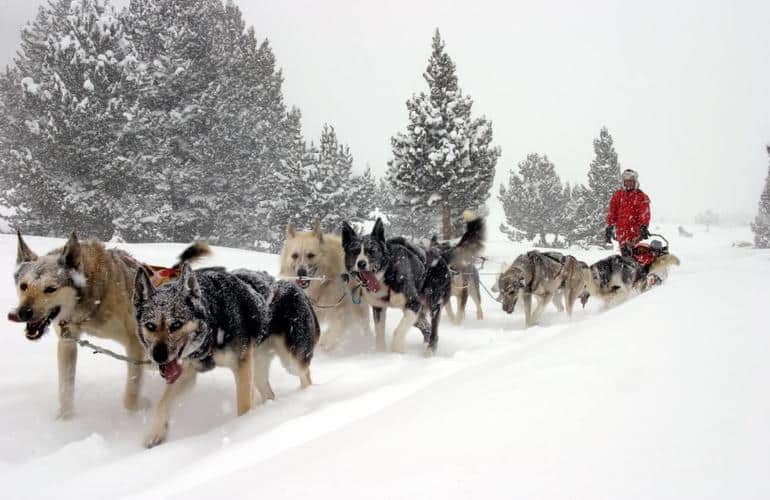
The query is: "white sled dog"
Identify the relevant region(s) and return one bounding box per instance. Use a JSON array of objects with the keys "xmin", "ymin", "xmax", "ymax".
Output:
[{"xmin": 280, "ymin": 220, "xmax": 372, "ymax": 349}]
